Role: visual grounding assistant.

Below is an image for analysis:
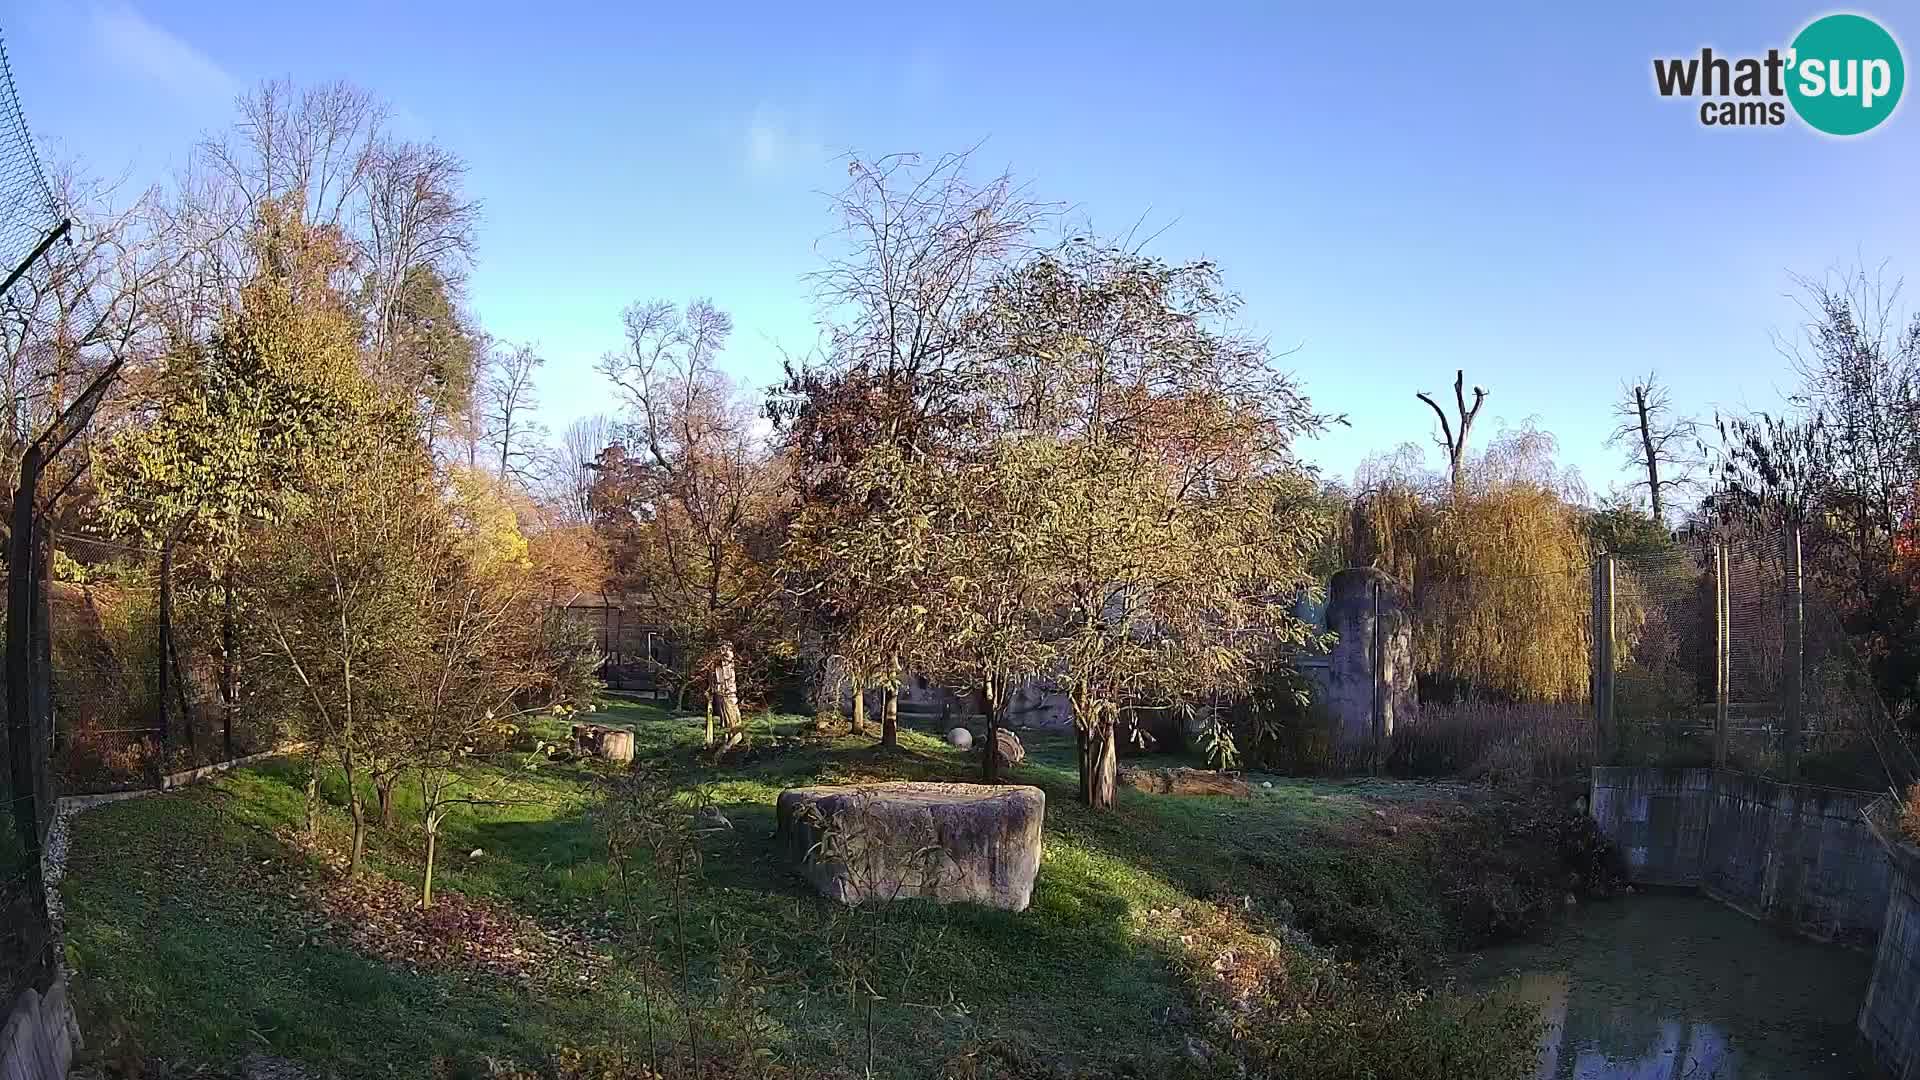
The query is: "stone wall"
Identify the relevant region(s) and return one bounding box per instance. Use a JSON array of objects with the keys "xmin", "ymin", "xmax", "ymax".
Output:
[
  {"xmin": 1589, "ymin": 767, "xmax": 1886, "ymax": 945},
  {"xmin": 0, "ymin": 971, "xmax": 77, "ymax": 1080},
  {"xmin": 1859, "ymin": 825, "xmax": 1920, "ymax": 1077}
]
